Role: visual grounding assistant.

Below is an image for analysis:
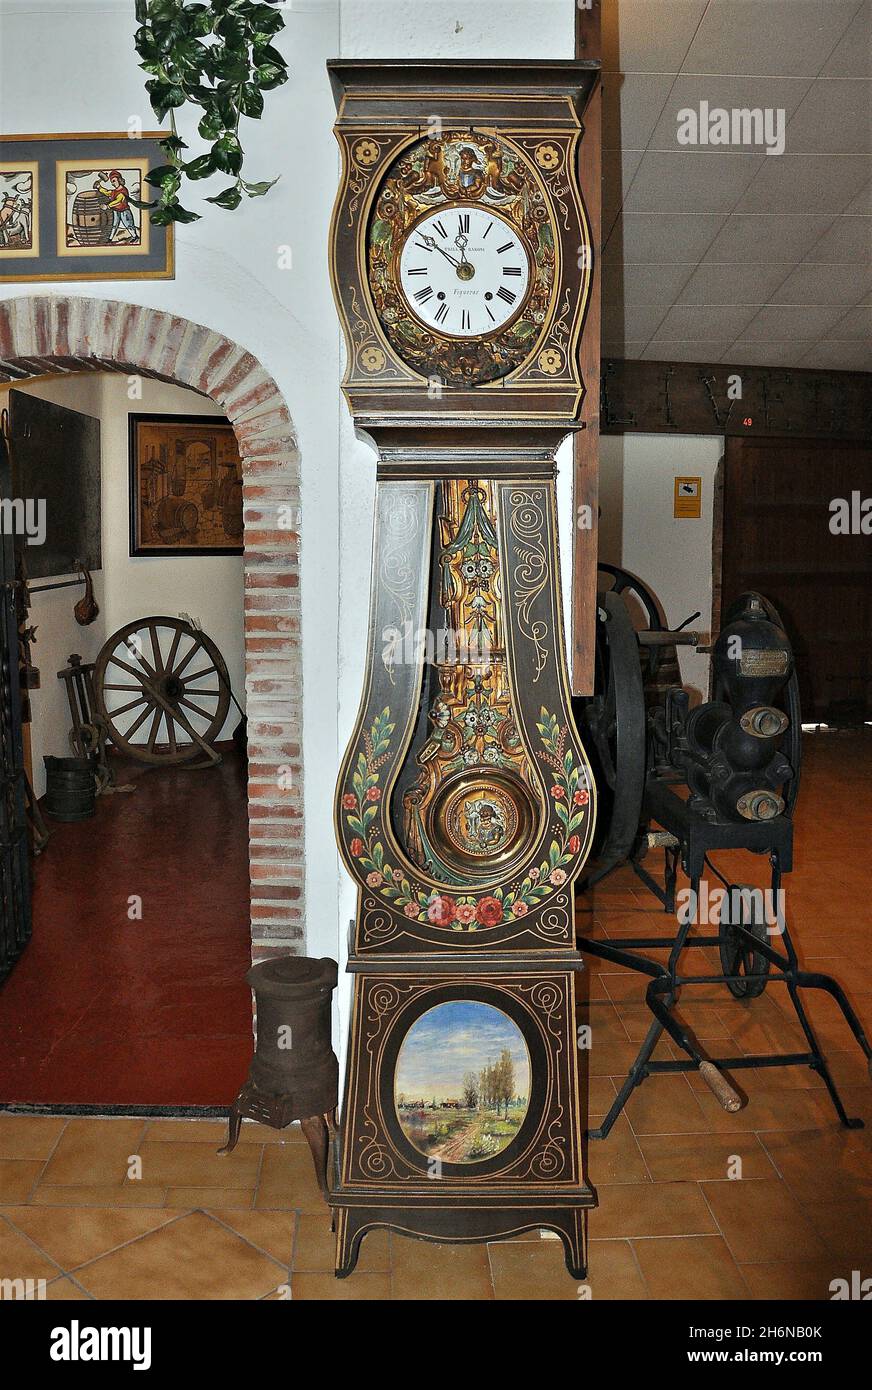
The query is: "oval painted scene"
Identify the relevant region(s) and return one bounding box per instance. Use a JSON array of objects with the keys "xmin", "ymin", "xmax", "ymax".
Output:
[{"xmin": 395, "ymin": 1001, "xmax": 530, "ymax": 1164}]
